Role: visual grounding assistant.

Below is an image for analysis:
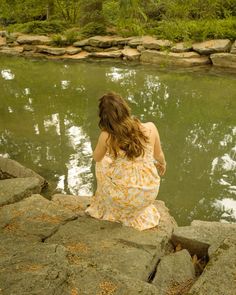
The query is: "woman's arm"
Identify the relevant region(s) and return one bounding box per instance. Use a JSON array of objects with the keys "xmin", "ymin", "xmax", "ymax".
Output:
[
  {"xmin": 152, "ymin": 123, "xmax": 166, "ymax": 176},
  {"xmin": 93, "ymin": 131, "xmax": 108, "ymax": 162}
]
